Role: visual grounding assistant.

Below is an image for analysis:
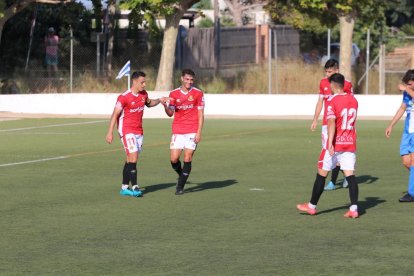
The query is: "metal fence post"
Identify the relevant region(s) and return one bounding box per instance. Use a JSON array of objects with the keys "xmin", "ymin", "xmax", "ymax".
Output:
[
  {"xmin": 274, "ymin": 27, "xmax": 278, "ymax": 94},
  {"xmin": 97, "ymin": 33, "xmax": 100, "ymax": 77},
  {"xmin": 268, "ymin": 26, "xmax": 272, "ymax": 94},
  {"xmin": 365, "ymin": 28, "xmax": 370, "ymax": 95},
  {"xmin": 70, "ymin": 26, "xmax": 73, "ymax": 93},
  {"xmin": 327, "ymin": 28, "xmax": 331, "ymax": 59},
  {"xmin": 379, "ymin": 43, "xmax": 385, "ymax": 95}
]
